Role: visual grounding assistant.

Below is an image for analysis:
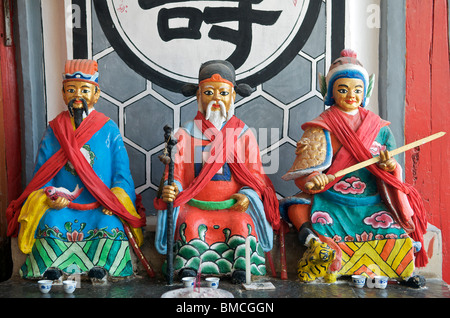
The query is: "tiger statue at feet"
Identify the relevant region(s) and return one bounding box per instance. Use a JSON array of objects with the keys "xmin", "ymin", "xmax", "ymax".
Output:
[{"xmin": 297, "ymin": 237, "xmax": 337, "ymax": 283}]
